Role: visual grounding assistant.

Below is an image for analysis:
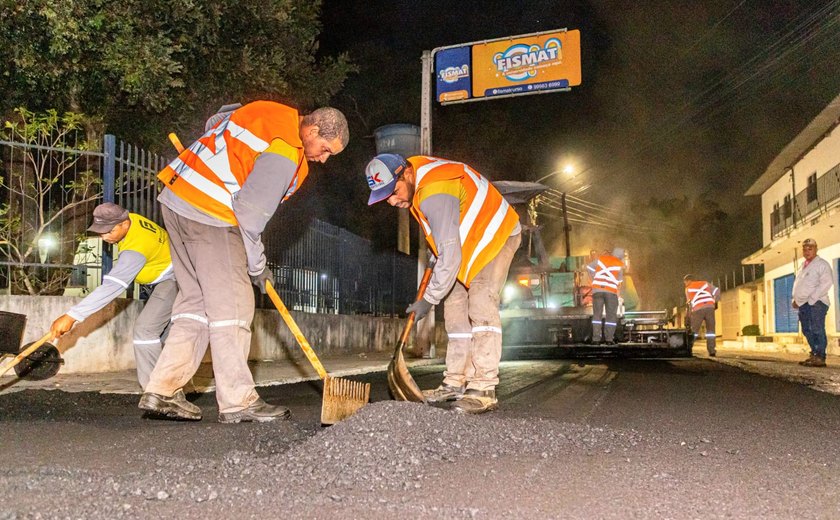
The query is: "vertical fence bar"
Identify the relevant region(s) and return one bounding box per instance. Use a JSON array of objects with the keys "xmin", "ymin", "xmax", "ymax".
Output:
[{"xmin": 101, "ymin": 134, "xmax": 116, "ymax": 277}]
